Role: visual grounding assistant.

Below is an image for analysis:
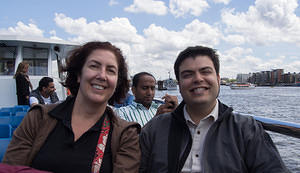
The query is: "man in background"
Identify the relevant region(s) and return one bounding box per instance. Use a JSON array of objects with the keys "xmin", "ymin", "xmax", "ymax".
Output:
[
  {"xmin": 29, "ymin": 77, "xmax": 59, "ymax": 106},
  {"xmin": 115, "ymin": 72, "xmax": 178, "ymax": 126}
]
